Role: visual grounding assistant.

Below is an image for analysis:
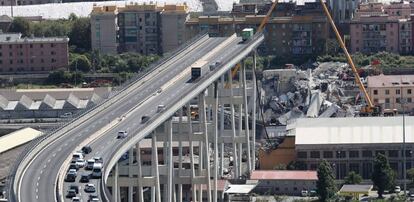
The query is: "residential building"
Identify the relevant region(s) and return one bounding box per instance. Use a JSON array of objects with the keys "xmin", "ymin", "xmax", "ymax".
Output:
[
  {"xmin": 328, "ymin": 0, "xmax": 364, "ymax": 24},
  {"xmin": 250, "ymin": 170, "xmax": 317, "ymax": 196},
  {"xmin": 367, "ymin": 74, "xmax": 414, "ymax": 112},
  {"xmin": 293, "ymin": 117, "xmax": 414, "ymax": 181},
  {"xmin": 117, "ymin": 4, "xmax": 161, "ymax": 55},
  {"xmin": 350, "ymin": 15, "xmax": 400, "ymax": 53},
  {"xmin": 91, "ymin": 5, "xmax": 118, "ymax": 54},
  {"xmin": 0, "ymin": 0, "xmax": 57, "ymax": 6},
  {"xmin": 90, "ymin": 3, "xmax": 188, "ymax": 55},
  {"xmin": 160, "ymin": 4, "xmax": 188, "ymax": 53},
  {"xmin": 0, "ymin": 33, "xmax": 69, "ymax": 74},
  {"xmin": 185, "ymin": 14, "xmax": 328, "ymax": 56}
]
